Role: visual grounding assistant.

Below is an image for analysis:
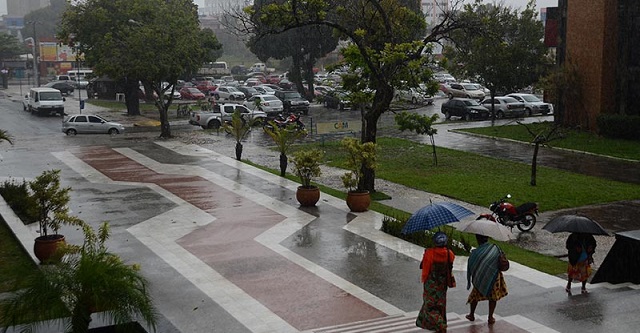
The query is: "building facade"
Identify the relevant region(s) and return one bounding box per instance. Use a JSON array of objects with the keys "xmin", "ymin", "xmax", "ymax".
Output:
[{"xmin": 559, "ymin": 0, "xmax": 639, "ymax": 131}]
